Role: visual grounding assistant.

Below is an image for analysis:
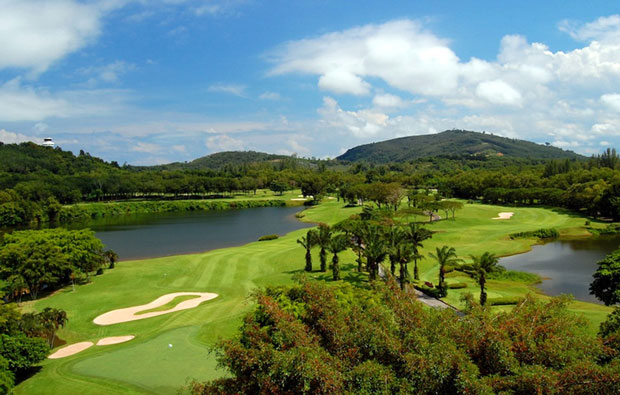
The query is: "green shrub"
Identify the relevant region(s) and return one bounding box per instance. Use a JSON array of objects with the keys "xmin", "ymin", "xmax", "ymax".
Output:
[
  {"xmin": 487, "ymin": 269, "xmax": 541, "ymax": 284},
  {"xmin": 258, "ymin": 234, "xmax": 279, "ymax": 241},
  {"xmin": 509, "ymin": 228, "xmax": 559, "ymax": 240},
  {"xmin": 414, "ymin": 285, "xmax": 443, "ymax": 298},
  {"xmin": 448, "ymin": 282, "xmax": 468, "ymax": 289},
  {"xmin": 487, "ymin": 296, "xmax": 524, "ymax": 306},
  {"xmin": 444, "ymin": 265, "xmax": 455, "ymax": 273}
]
